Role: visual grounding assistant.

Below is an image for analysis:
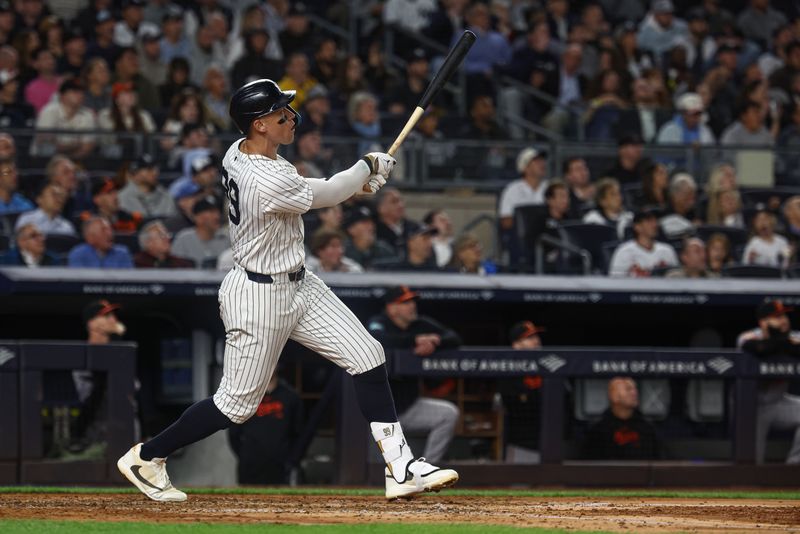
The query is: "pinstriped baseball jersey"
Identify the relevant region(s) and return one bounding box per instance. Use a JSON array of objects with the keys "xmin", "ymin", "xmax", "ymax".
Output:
[
  {"xmin": 221, "ymin": 138, "xmax": 312, "ymax": 275},
  {"xmin": 212, "ymin": 137, "xmax": 385, "ymax": 424}
]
